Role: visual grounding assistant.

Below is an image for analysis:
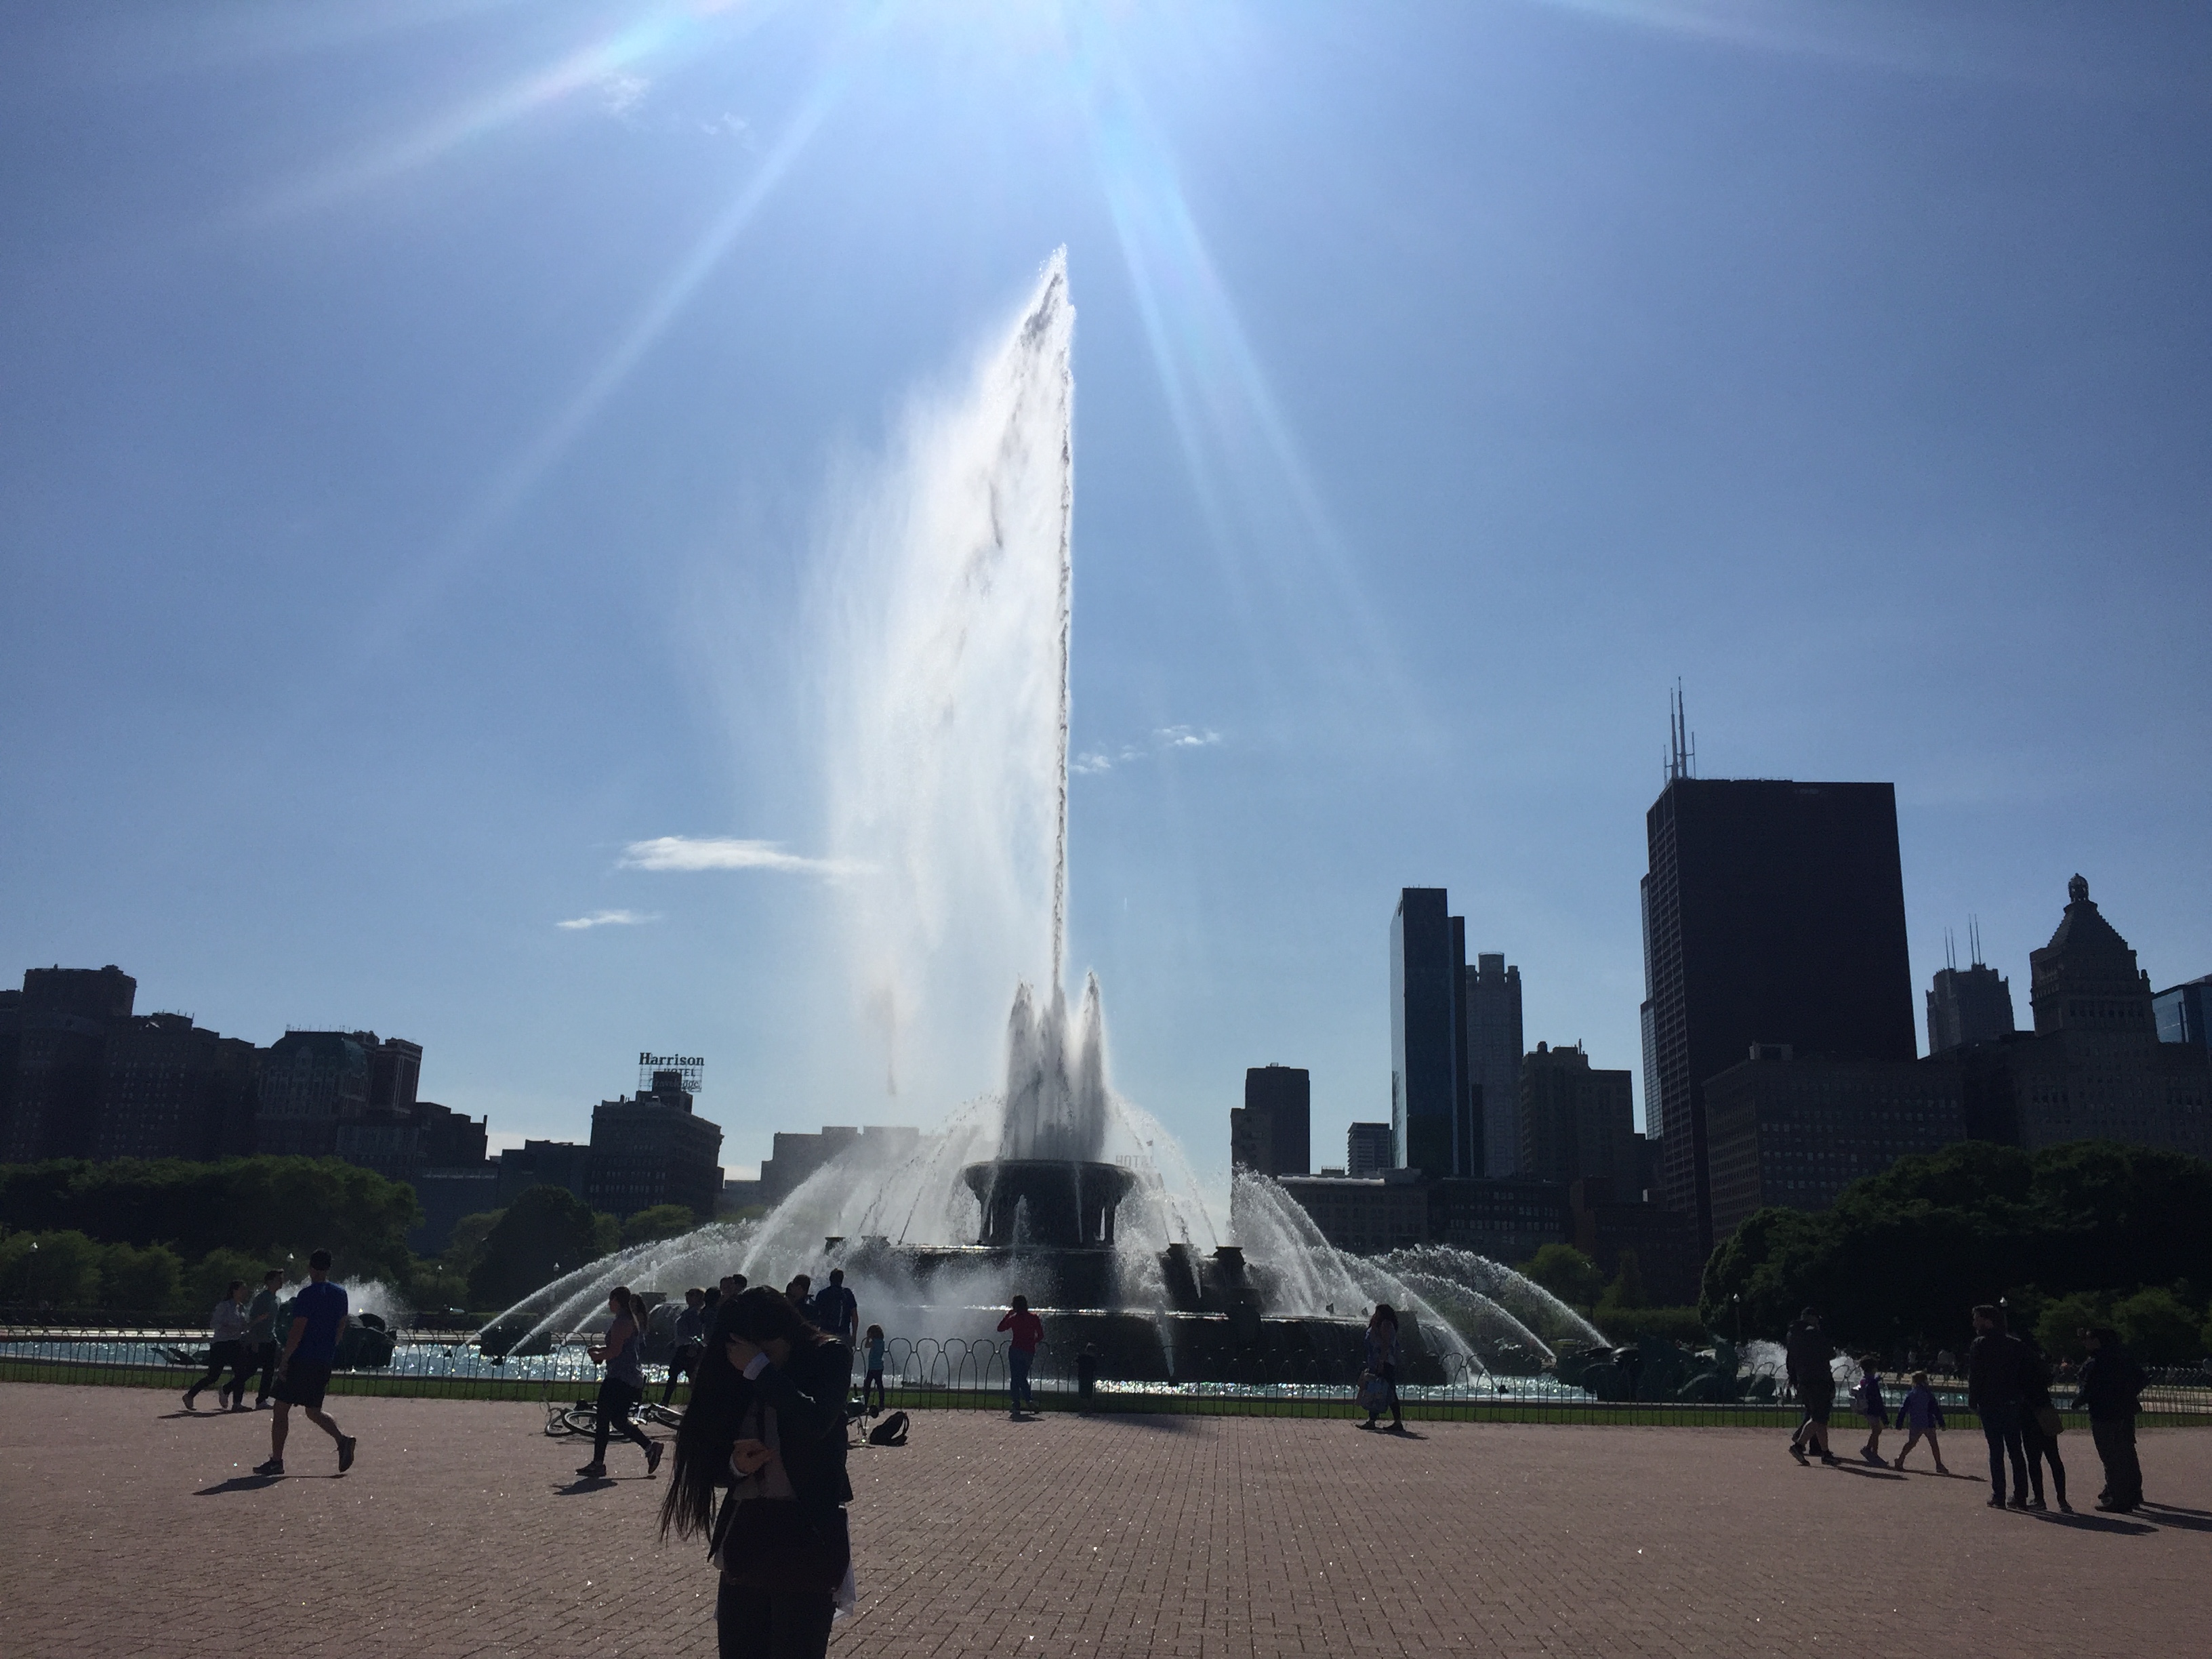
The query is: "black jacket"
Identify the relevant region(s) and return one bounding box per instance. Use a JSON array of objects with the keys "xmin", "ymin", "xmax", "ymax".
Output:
[
  {"xmin": 2074, "ymin": 1346, "xmax": 2145, "ymax": 1421},
  {"xmin": 1785, "ymin": 1322, "xmax": 1833, "ymax": 1391},
  {"xmin": 1967, "ymin": 1331, "xmax": 2028, "ymax": 1412},
  {"xmin": 733, "ymin": 1337, "xmax": 853, "ymax": 1525}
]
